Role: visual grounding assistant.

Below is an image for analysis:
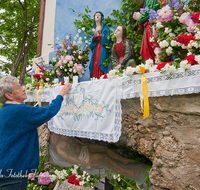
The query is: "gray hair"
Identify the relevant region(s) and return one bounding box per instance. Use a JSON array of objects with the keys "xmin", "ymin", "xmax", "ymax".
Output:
[{"xmin": 0, "ymin": 76, "xmax": 19, "ymax": 104}]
